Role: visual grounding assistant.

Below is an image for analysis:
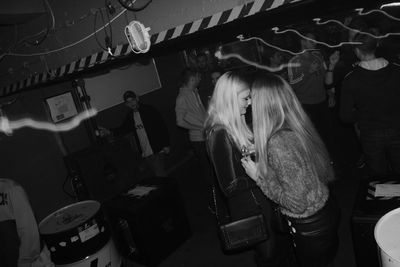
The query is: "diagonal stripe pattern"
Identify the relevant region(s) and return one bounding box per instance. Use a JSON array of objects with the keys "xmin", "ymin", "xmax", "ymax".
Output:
[{"xmin": 1, "ymin": 0, "xmax": 298, "ymax": 96}]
